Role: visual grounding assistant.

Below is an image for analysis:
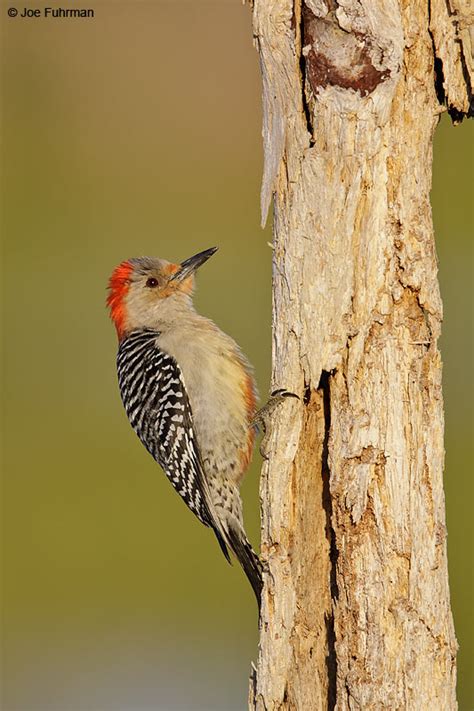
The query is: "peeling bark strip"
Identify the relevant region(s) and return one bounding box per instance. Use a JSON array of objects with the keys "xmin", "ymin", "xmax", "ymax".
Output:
[
  {"xmin": 250, "ymin": 0, "xmax": 467, "ymax": 709},
  {"xmin": 429, "ymin": 0, "xmax": 474, "ymax": 119}
]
